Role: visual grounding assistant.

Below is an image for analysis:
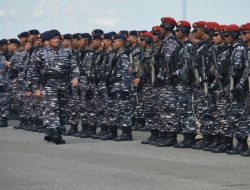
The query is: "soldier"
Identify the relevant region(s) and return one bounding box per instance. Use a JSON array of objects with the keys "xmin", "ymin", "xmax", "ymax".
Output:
[
  {"xmin": 18, "ymin": 32, "xmax": 29, "ymax": 47},
  {"xmin": 109, "ymin": 34, "xmax": 133, "ymax": 141},
  {"xmin": 127, "ymin": 30, "xmax": 145, "ymax": 130},
  {"xmin": 240, "ymin": 23, "xmax": 250, "ymax": 157},
  {"xmin": 0, "ymin": 52, "xmax": 9, "ymax": 127},
  {"xmin": 78, "ymin": 33, "xmax": 102, "ymax": 138},
  {"xmin": 92, "ymin": 33, "xmax": 114, "ymax": 139},
  {"xmin": 174, "ymin": 20, "xmax": 197, "ymax": 148},
  {"xmin": 0, "ymin": 39, "xmax": 8, "ymax": 58},
  {"xmin": 30, "ymin": 30, "xmax": 79, "ymax": 144}
]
